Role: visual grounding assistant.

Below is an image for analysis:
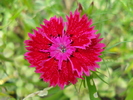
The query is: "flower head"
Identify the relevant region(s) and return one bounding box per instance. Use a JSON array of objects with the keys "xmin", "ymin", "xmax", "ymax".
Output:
[{"xmin": 24, "ymin": 10, "xmax": 105, "ymax": 89}]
